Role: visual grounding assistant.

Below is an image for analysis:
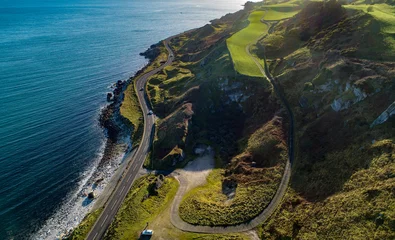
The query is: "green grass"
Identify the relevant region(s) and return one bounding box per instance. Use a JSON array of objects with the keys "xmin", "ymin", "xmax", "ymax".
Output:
[
  {"xmin": 226, "ymin": 11, "xmax": 268, "ymax": 77},
  {"xmin": 345, "ymin": 4, "xmax": 395, "ymax": 34},
  {"xmin": 66, "ymin": 208, "xmax": 103, "ymax": 240},
  {"xmin": 120, "ymin": 82, "xmax": 144, "ymax": 144},
  {"xmin": 345, "ymin": 4, "xmax": 395, "ymax": 54},
  {"xmin": 147, "ymin": 65, "xmax": 194, "ymax": 109},
  {"xmin": 104, "ymin": 175, "xmax": 179, "ymax": 240},
  {"xmin": 261, "ymin": 0, "xmax": 302, "ymax": 8},
  {"xmin": 260, "ymin": 3, "xmax": 301, "ymax": 21},
  {"xmin": 179, "ymin": 168, "xmax": 283, "ymax": 226},
  {"xmin": 261, "ymin": 9, "xmax": 300, "ymax": 20}
]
